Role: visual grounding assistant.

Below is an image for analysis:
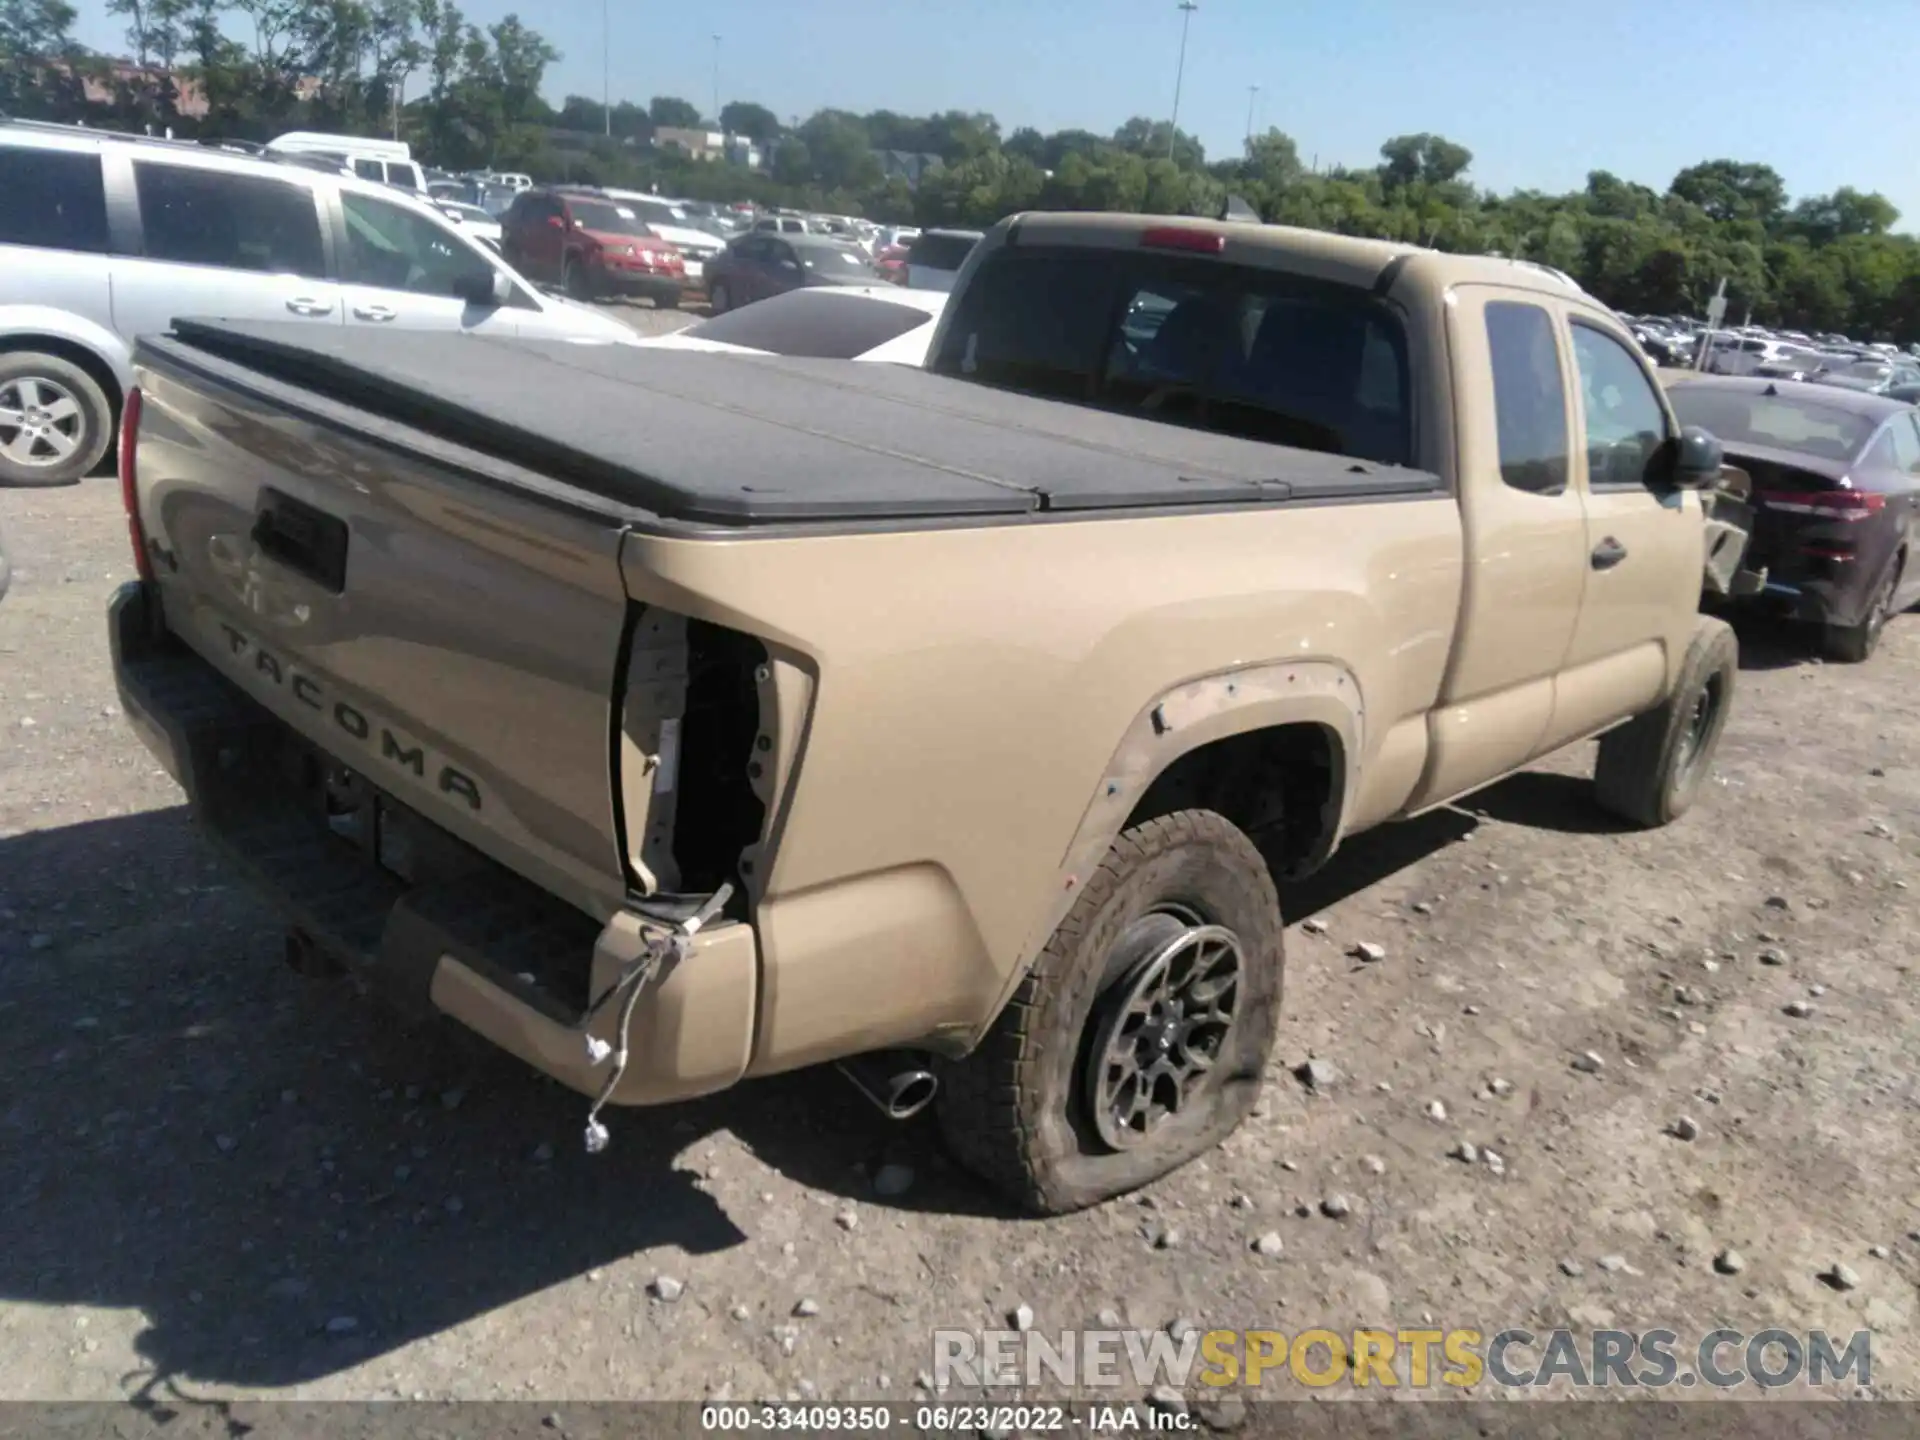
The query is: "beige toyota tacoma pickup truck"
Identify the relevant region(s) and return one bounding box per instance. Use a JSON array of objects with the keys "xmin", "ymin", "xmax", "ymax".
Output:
[{"xmin": 109, "ymin": 213, "xmax": 1743, "ymax": 1214}]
